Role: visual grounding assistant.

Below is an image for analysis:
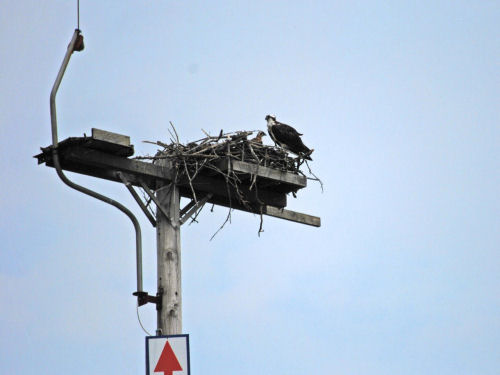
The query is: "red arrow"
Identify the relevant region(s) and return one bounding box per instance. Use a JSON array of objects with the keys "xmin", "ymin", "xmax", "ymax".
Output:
[{"xmin": 154, "ymin": 340, "xmax": 183, "ymax": 375}]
